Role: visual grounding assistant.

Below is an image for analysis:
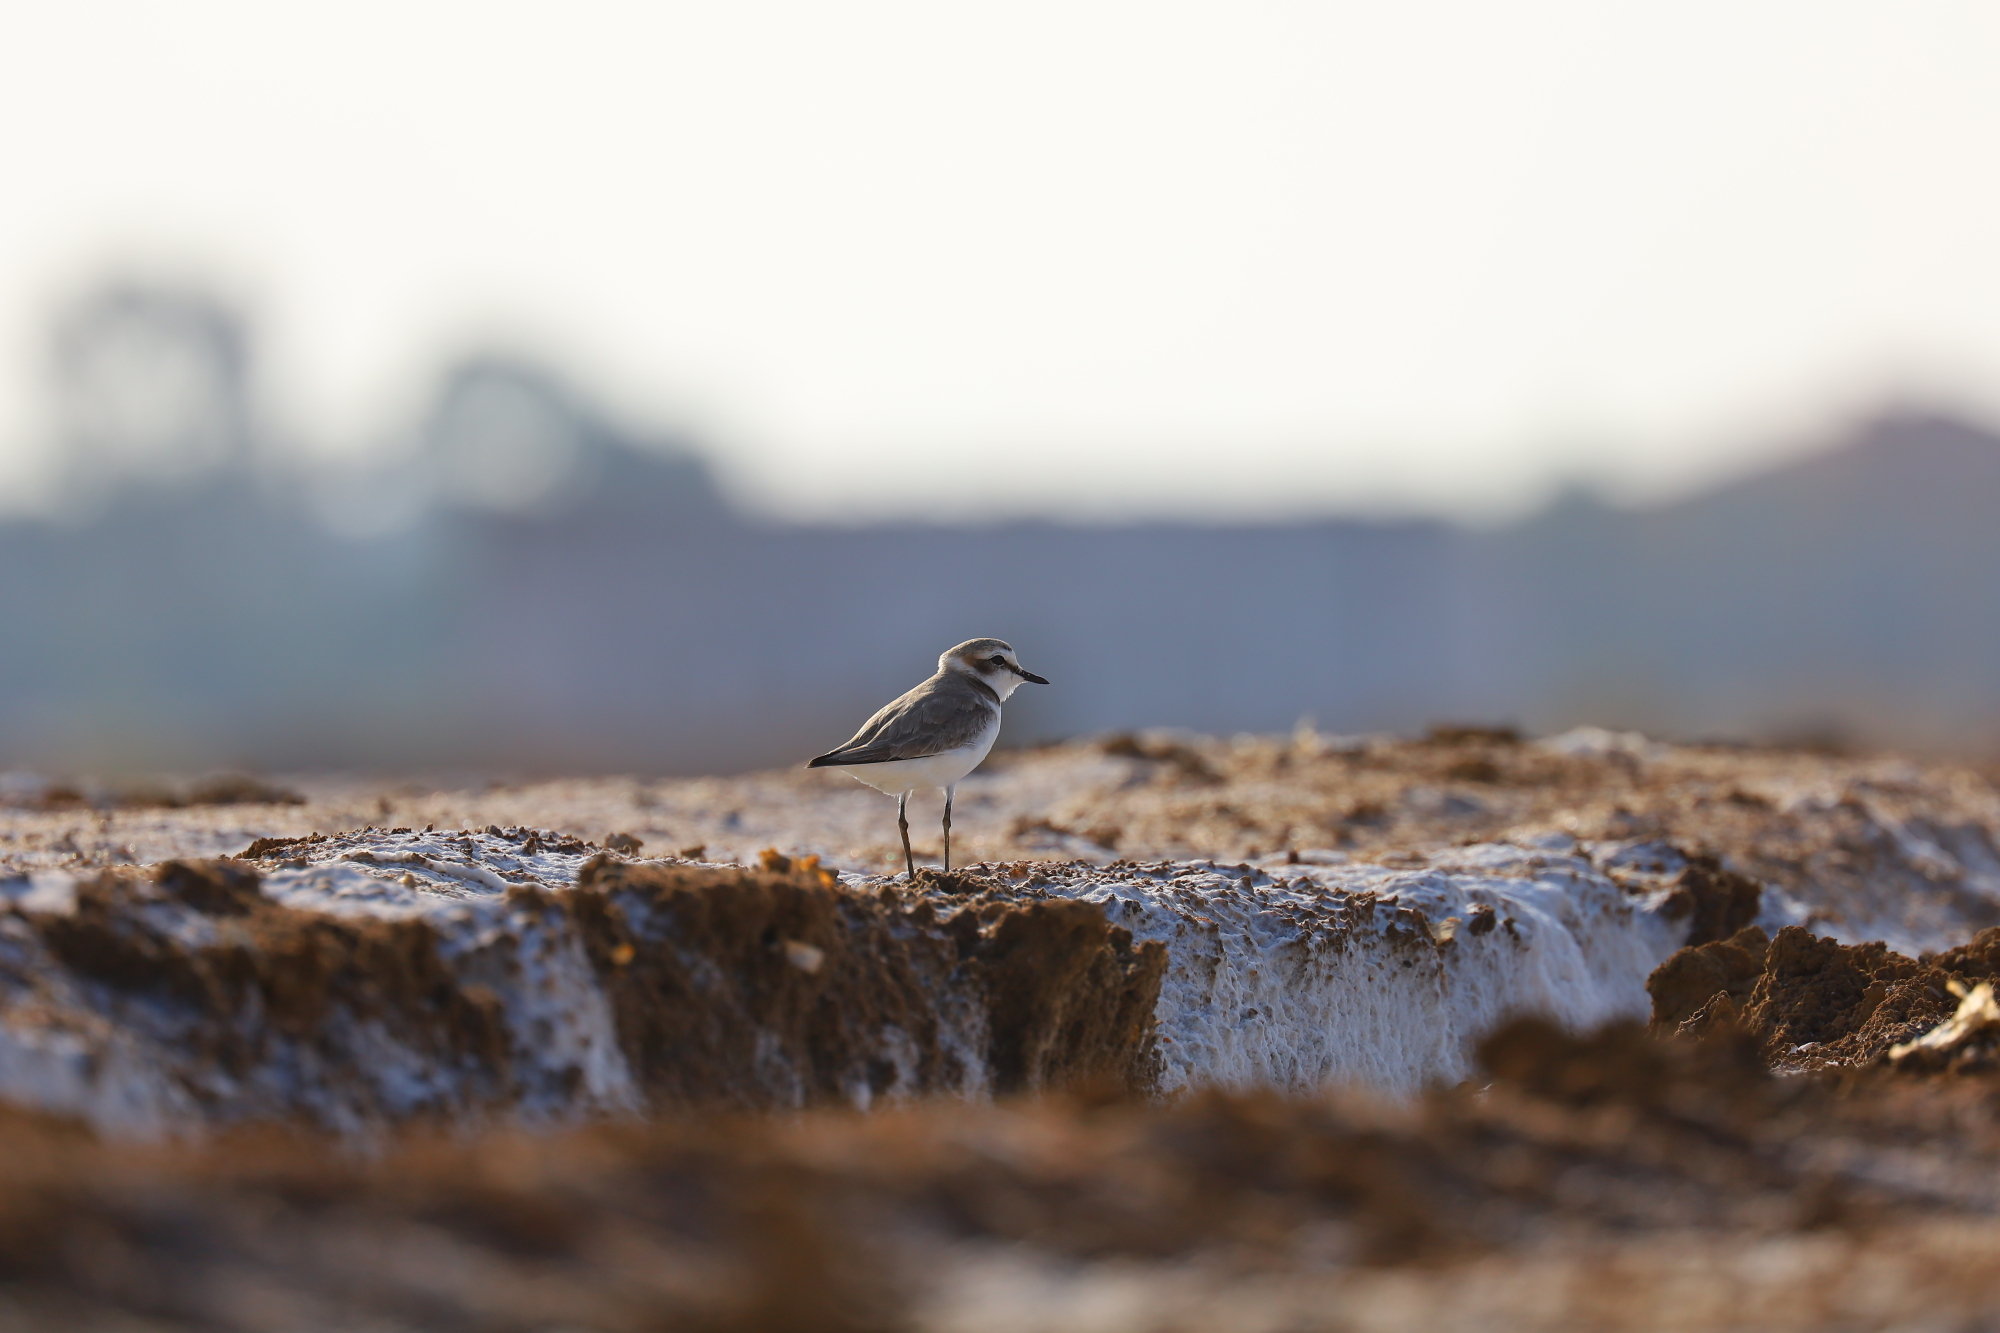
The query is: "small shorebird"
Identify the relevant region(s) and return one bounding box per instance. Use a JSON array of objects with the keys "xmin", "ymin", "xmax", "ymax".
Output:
[{"xmin": 808, "ymin": 638, "xmax": 1049, "ymax": 878}]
